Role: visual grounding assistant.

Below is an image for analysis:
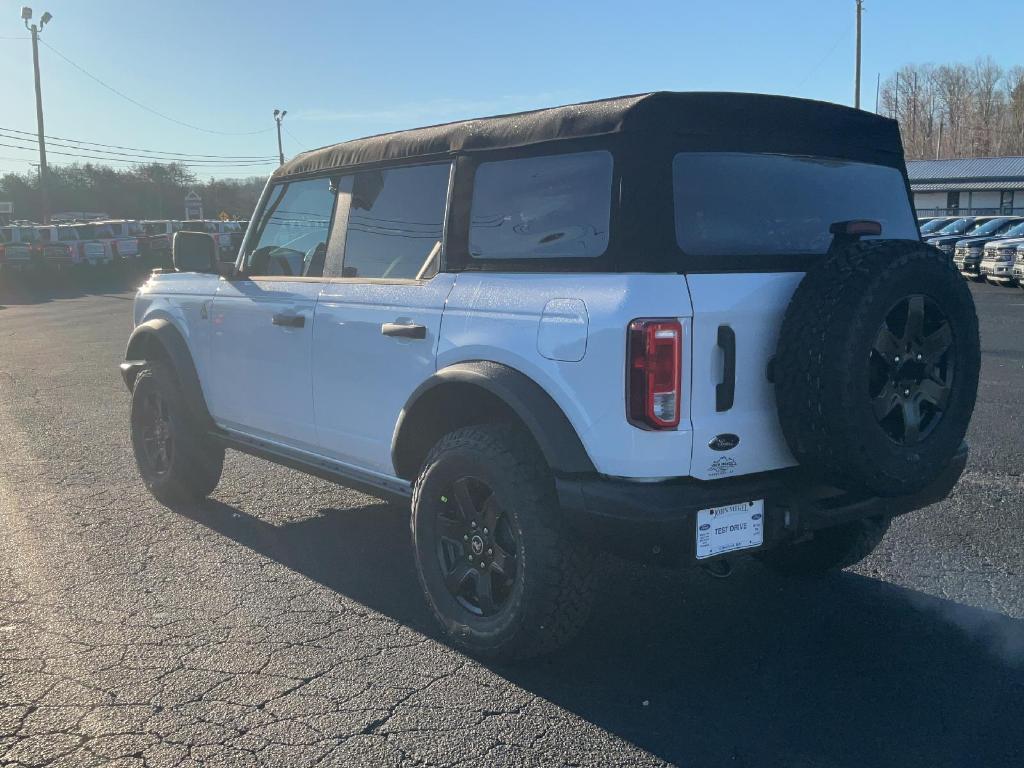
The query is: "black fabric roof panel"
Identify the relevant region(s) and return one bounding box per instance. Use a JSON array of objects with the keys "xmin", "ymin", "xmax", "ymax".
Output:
[{"xmin": 274, "ymin": 91, "xmax": 905, "ymax": 179}]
